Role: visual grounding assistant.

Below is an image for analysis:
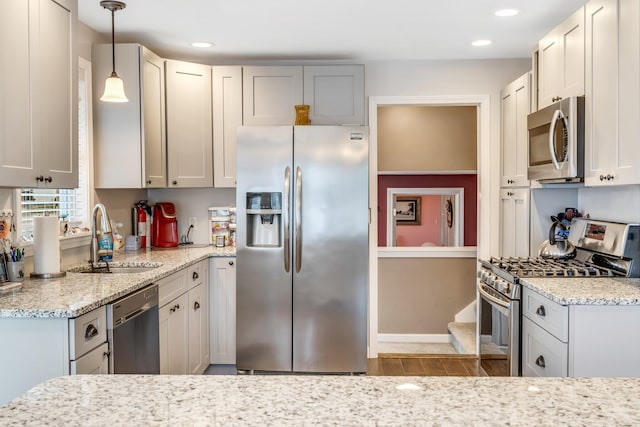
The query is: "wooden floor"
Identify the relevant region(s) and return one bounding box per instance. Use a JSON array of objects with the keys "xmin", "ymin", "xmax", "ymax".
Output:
[{"xmin": 367, "ymin": 355, "xmax": 496, "ymax": 377}]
